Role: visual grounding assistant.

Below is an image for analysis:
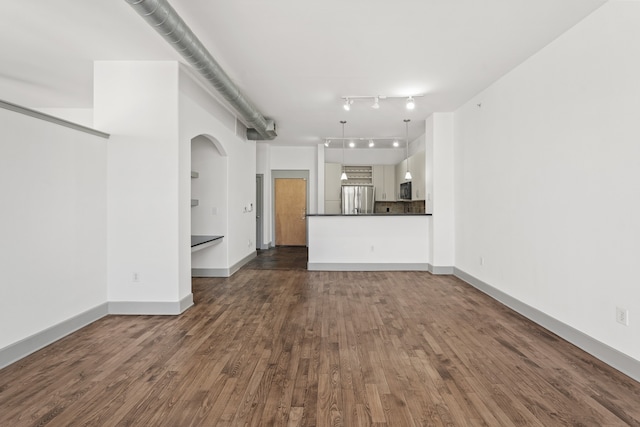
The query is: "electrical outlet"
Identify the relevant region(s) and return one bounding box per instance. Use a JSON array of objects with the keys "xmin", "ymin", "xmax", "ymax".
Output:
[
  {"xmin": 616, "ymin": 307, "xmax": 629, "ymax": 326},
  {"xmin": 132, "ymin": 272, "xmax": 140, "ymax": 283}
]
